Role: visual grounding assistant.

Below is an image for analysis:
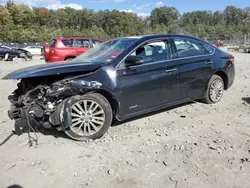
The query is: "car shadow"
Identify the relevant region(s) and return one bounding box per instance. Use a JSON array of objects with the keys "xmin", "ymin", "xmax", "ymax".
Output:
[
  {"xmin": 14, "ymin": 118, "xmax": 68, "ymax": 140},
  {"xmin": 242, "ymin": 97, "xmax": 250, "ymax": 104},
  {"xmin": 6, "ymin": 185, "xmax": 23, "ymax": 188},
  {"xmin": 12, "ymin": 101, "xmax": 197, "ymax": 141},
  {"xmin": 112, "ymin": 101, "xmax": 196, "ymax": 127}
]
